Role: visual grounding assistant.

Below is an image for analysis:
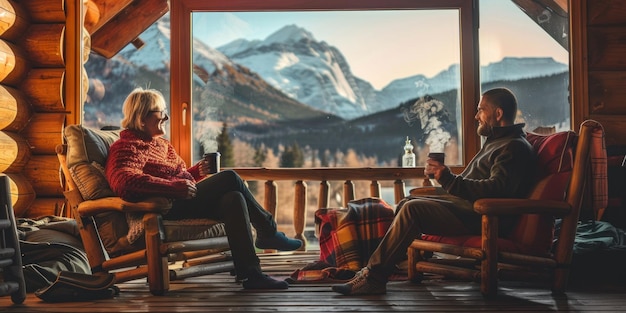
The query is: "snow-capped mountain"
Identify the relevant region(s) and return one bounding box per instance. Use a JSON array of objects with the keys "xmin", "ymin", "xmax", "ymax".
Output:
[
  {"xmin": 86, "ymin": 15, "xmax": 569, "ymax": 123},
  {"xmin": 217, "ymin": 24, "xmax": 380, "ymax": 119},
  {"xmin": 217, "ymin": 24, "xmax": 568, "ymax": 119}
]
